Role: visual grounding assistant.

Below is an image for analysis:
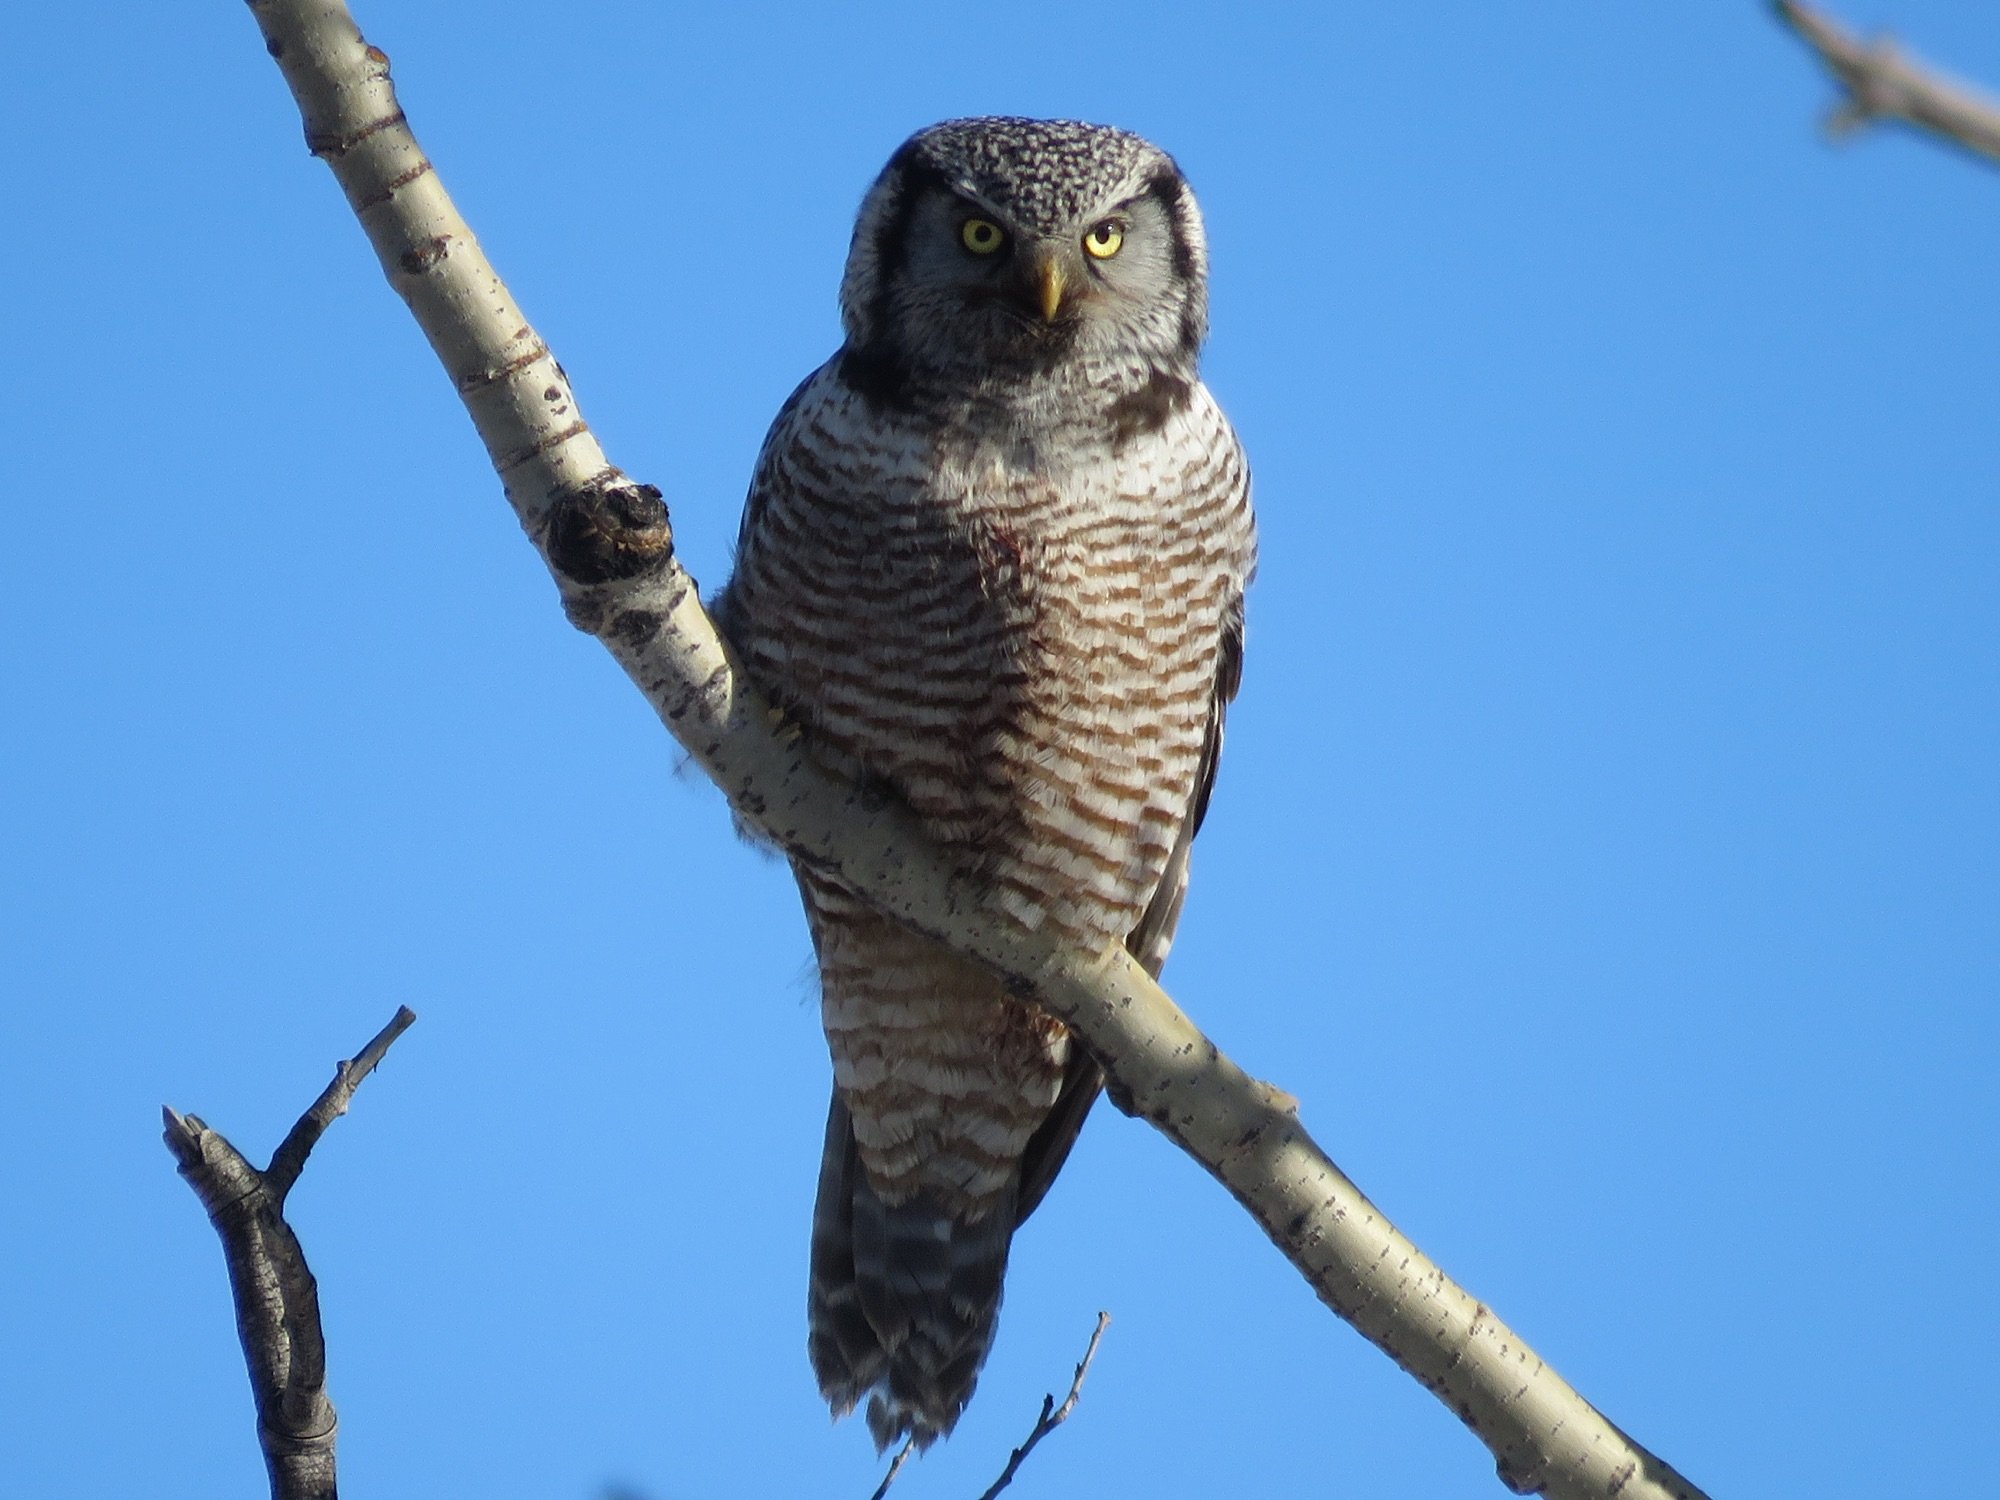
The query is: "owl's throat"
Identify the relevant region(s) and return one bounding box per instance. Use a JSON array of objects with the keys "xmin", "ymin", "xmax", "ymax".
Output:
[{"xmin": 840, "ymin": 314, "xmax": 1180, "ymax": 435}]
